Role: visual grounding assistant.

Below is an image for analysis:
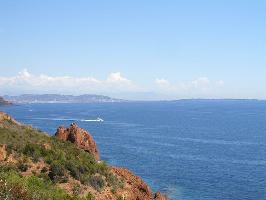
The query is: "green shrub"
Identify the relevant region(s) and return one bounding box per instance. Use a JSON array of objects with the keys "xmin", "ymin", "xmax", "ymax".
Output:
[
  {"xmin": 80, "ymin": 175, "xmax": 90, "ymax": 185},
  {"xmin": 41, "ymin": 166, "xmax": 48, "ymax": 173},
  {"xmin": 6, "ymin": 144, "xmax": 13, "ymax": 155},
  {"xmin": 86, "ymin": 192, "xmax": 95, "ymax": 200},
  {"xmin": 23, "ymin": 143, "xmax": 44, "ymax": 162},
  {"xmin": 48, "ymin": 163, "xmax": 68, "ymax": 183},
  {"xmin": 0, "ymin": 178, "xmax": 28, "ymax": 200},
  {"xmin": 65, "ymin": 161, "xmax": 81, "ymax": 180},
  {"xmin": 111, "ymin": 187, "xmax": 116, "ymax": 194},
  {"xmin": 117, "ymin": 196, "xmax": 125, "ymax": 200},
  {"xmin": 17, "ymin": 161, "xmax": 28, "ymax": 172},
  {"xmin": 0, "ymin": 120, "xmax": 113, "ymax": 196},
  {"xmin": 89, "ymin": 175, "xmax": 105, "ymax": 191},
  {"xmin": 0, "ymin": 170, "xmax": 76, "ymax": 200},
  {"xmin": 37, "ymin": 172, "xmax": 50, "ymax": 183},
  {"xmin": 72, "ymin": 183, "xmax": 82, "ymax": 197},
  {"xmin": 106, "ymin": 172, "xmax": 125, "ymax": 192}
]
